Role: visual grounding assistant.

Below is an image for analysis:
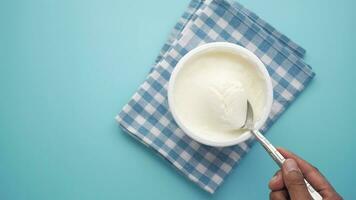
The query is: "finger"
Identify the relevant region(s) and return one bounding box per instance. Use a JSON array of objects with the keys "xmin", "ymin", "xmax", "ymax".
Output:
[
  {"xmin": 282, "ymin": 159, "xmax": 312, "ymax": 200},
  {"xmin": 269, "ymin": 170, "xmax": 284, "ymax": 191},
  {"xmin": 278, "ymin": 148, "xmax": 343, "ymax": 199},
  {"xmin": 269, "ymin": 189, "xmax": 289, "ymax": 200},
  {"xmin": 277, "ymin": 148, "xmax": 334, "ymax": 192}
]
